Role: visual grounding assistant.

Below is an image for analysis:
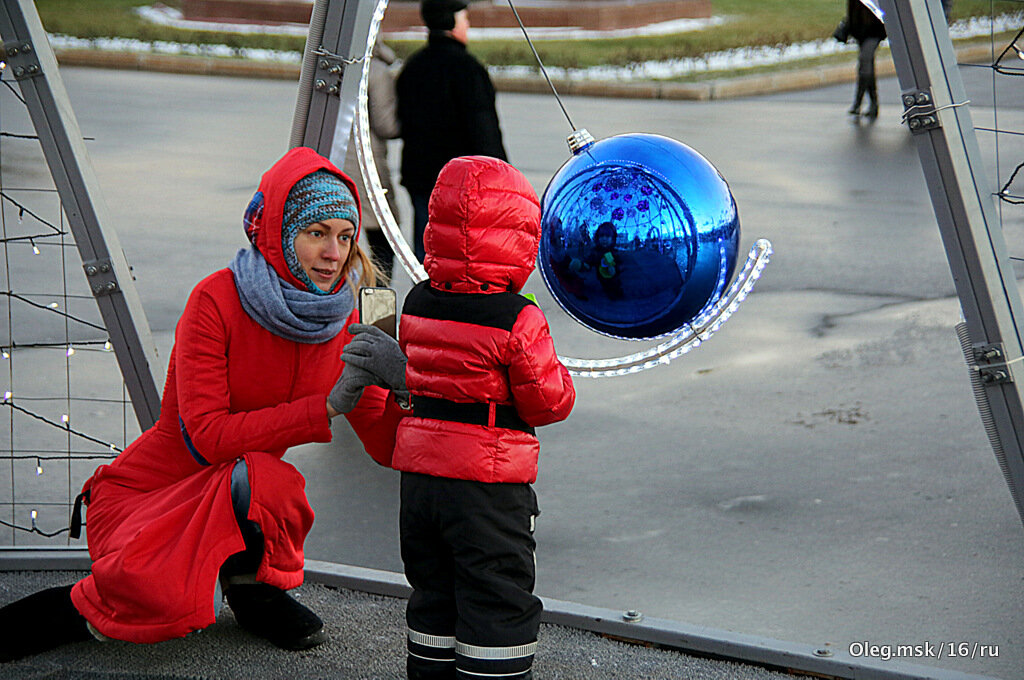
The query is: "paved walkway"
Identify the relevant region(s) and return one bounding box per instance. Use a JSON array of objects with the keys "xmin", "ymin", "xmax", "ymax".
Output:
[
  {"xmin": 1, "ymin": 28, "xmax": 1022, "ymax": 680},
  {"xmin": 48, "ymin": 38, "xmax": 998, "ymax": 100}
]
